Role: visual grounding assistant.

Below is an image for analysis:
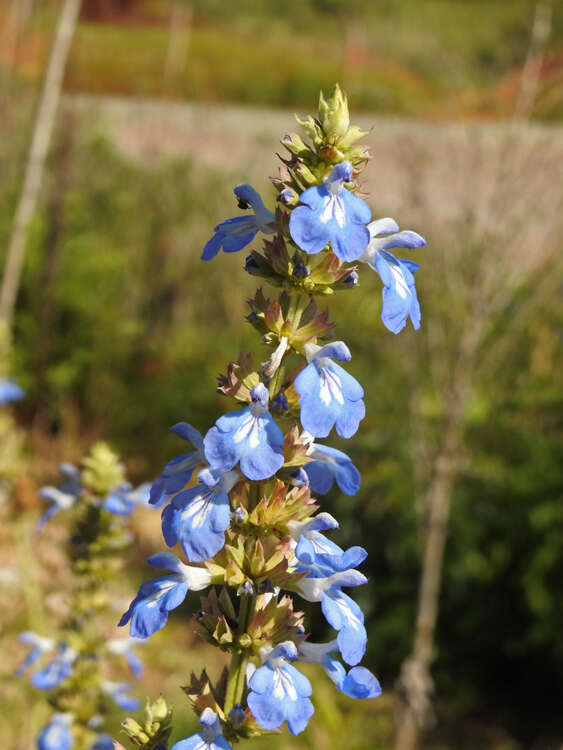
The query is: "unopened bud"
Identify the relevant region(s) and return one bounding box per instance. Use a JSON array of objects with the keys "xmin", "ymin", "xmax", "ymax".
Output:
[
  {"xmin": 121, "ymin": 717, "xmax": 150, "ymax": 745},
  {"xmin": 318, "ymin": 84, "xmax": 350, "ymax": 141}
]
